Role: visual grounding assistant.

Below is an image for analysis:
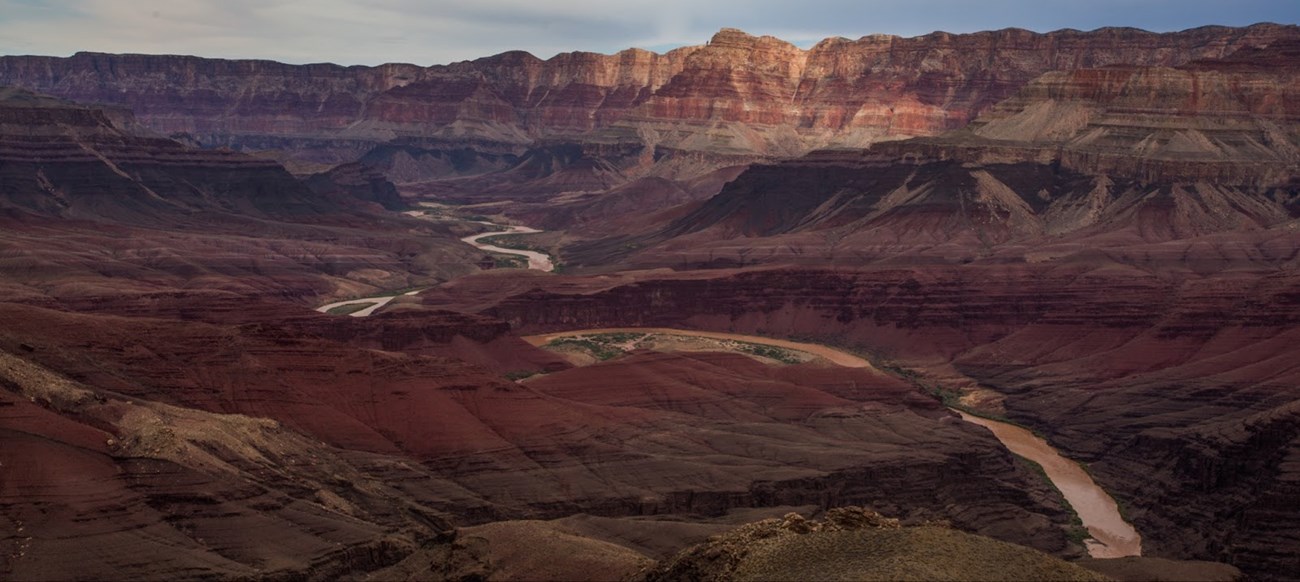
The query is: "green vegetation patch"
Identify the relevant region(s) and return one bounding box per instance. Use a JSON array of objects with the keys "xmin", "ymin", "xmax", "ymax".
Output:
[
  {"xmin": 734, "ymin": 342, "xmax": 804, "ymax": 364},
  {"xmin": 544, "ymin": 333, "xmax": 648, "ymax": 361},
  {"xmin": 493, "ymin": 254, "xmax": 527, "ymax": 268},
  {"xmin": 479, "ymin": 233, "xmax": 548, "ymax": 253},
  {"xmin": 593, "ymin": 332, "xmax": 647, "ymax": 344},
  {"xmin": 542, "ymin": 333, "xmax": 816, "ymax": 365},
  {"xmin": 545, "ymin": 338, "xmax": 624, "ymax": 361}
]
